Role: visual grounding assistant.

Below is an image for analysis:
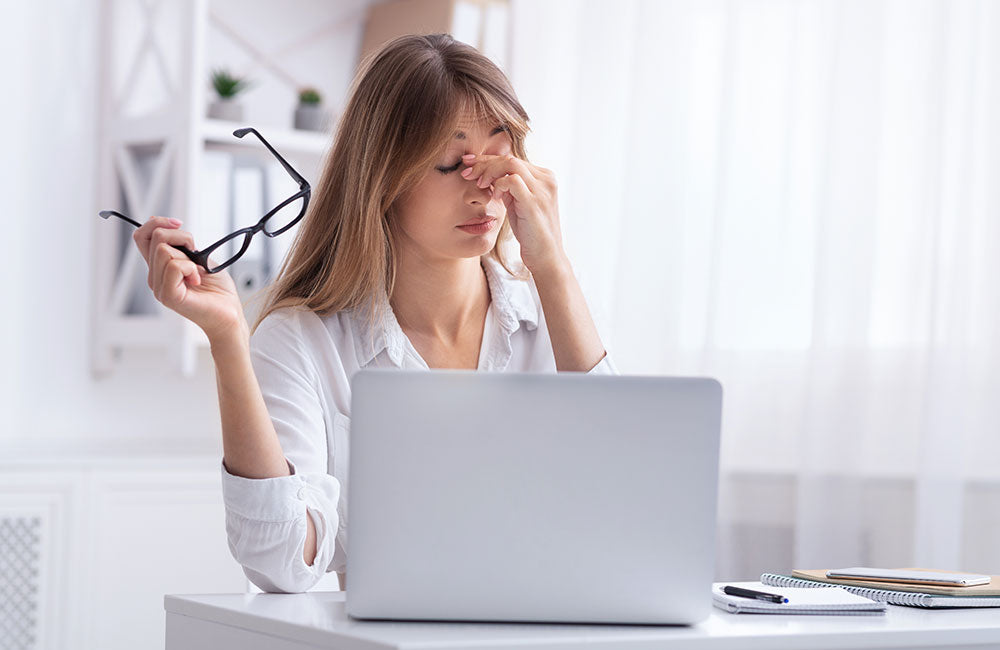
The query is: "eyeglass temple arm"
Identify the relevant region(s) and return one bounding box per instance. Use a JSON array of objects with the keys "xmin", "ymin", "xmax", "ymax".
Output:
[
  {"xmin": 232, "ymin": 127, "xmax": 310, "ymax": 189},
  {"xmin": 98, "ymin": 209, "xmax": 142, "ymax": 228},
  {"xmin": 97, "ymin": 210, "xmax": 199, "ymax": 258}
]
